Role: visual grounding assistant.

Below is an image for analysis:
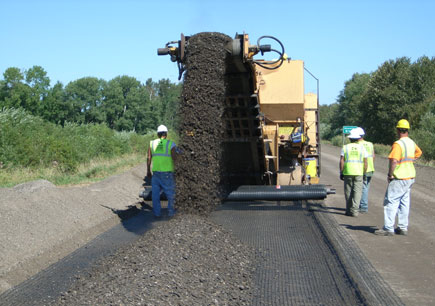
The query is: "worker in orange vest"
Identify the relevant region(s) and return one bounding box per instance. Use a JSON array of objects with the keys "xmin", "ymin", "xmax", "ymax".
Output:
[{"xmin": 375, "ymin": 119, "xmax": 422, "ymax": 236}]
